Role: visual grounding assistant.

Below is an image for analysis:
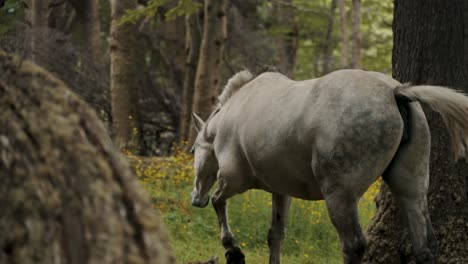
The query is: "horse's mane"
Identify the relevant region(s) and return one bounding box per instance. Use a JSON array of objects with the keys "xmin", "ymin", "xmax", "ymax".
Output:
[{"xmin": 218, "ymin": 69, "xmax": 254, "ymax": 106}]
